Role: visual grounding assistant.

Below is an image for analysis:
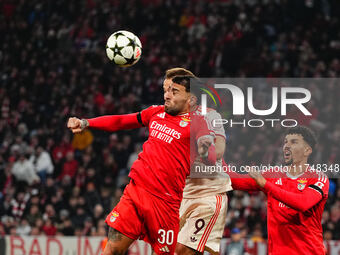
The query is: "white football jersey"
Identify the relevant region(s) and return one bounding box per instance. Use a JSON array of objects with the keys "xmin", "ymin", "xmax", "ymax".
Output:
[{"xmin": 183, "ymin": 106, "xmax": 232, "ymax": 199}]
